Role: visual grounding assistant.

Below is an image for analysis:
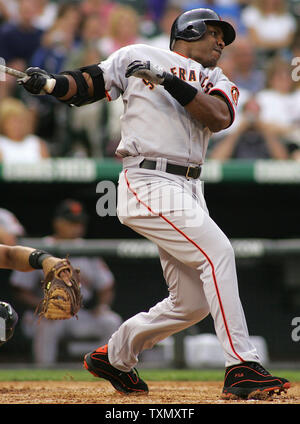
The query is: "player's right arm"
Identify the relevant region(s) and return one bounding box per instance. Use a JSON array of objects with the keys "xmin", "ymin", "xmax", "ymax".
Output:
[
  {"xmin": 19, "ymin": 65, "xmax": 103, "ymax": 106},
  {"xmin": 20, "ymin": 44, "xmax": 132, "ymax": 105}
]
